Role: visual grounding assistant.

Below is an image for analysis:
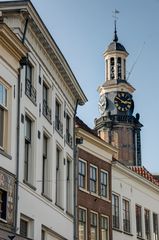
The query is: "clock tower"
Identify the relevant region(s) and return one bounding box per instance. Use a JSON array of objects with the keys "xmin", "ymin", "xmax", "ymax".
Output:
[{"xmin": 95, "ymin": 23, "xmax": 143, "ymax": 166}]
